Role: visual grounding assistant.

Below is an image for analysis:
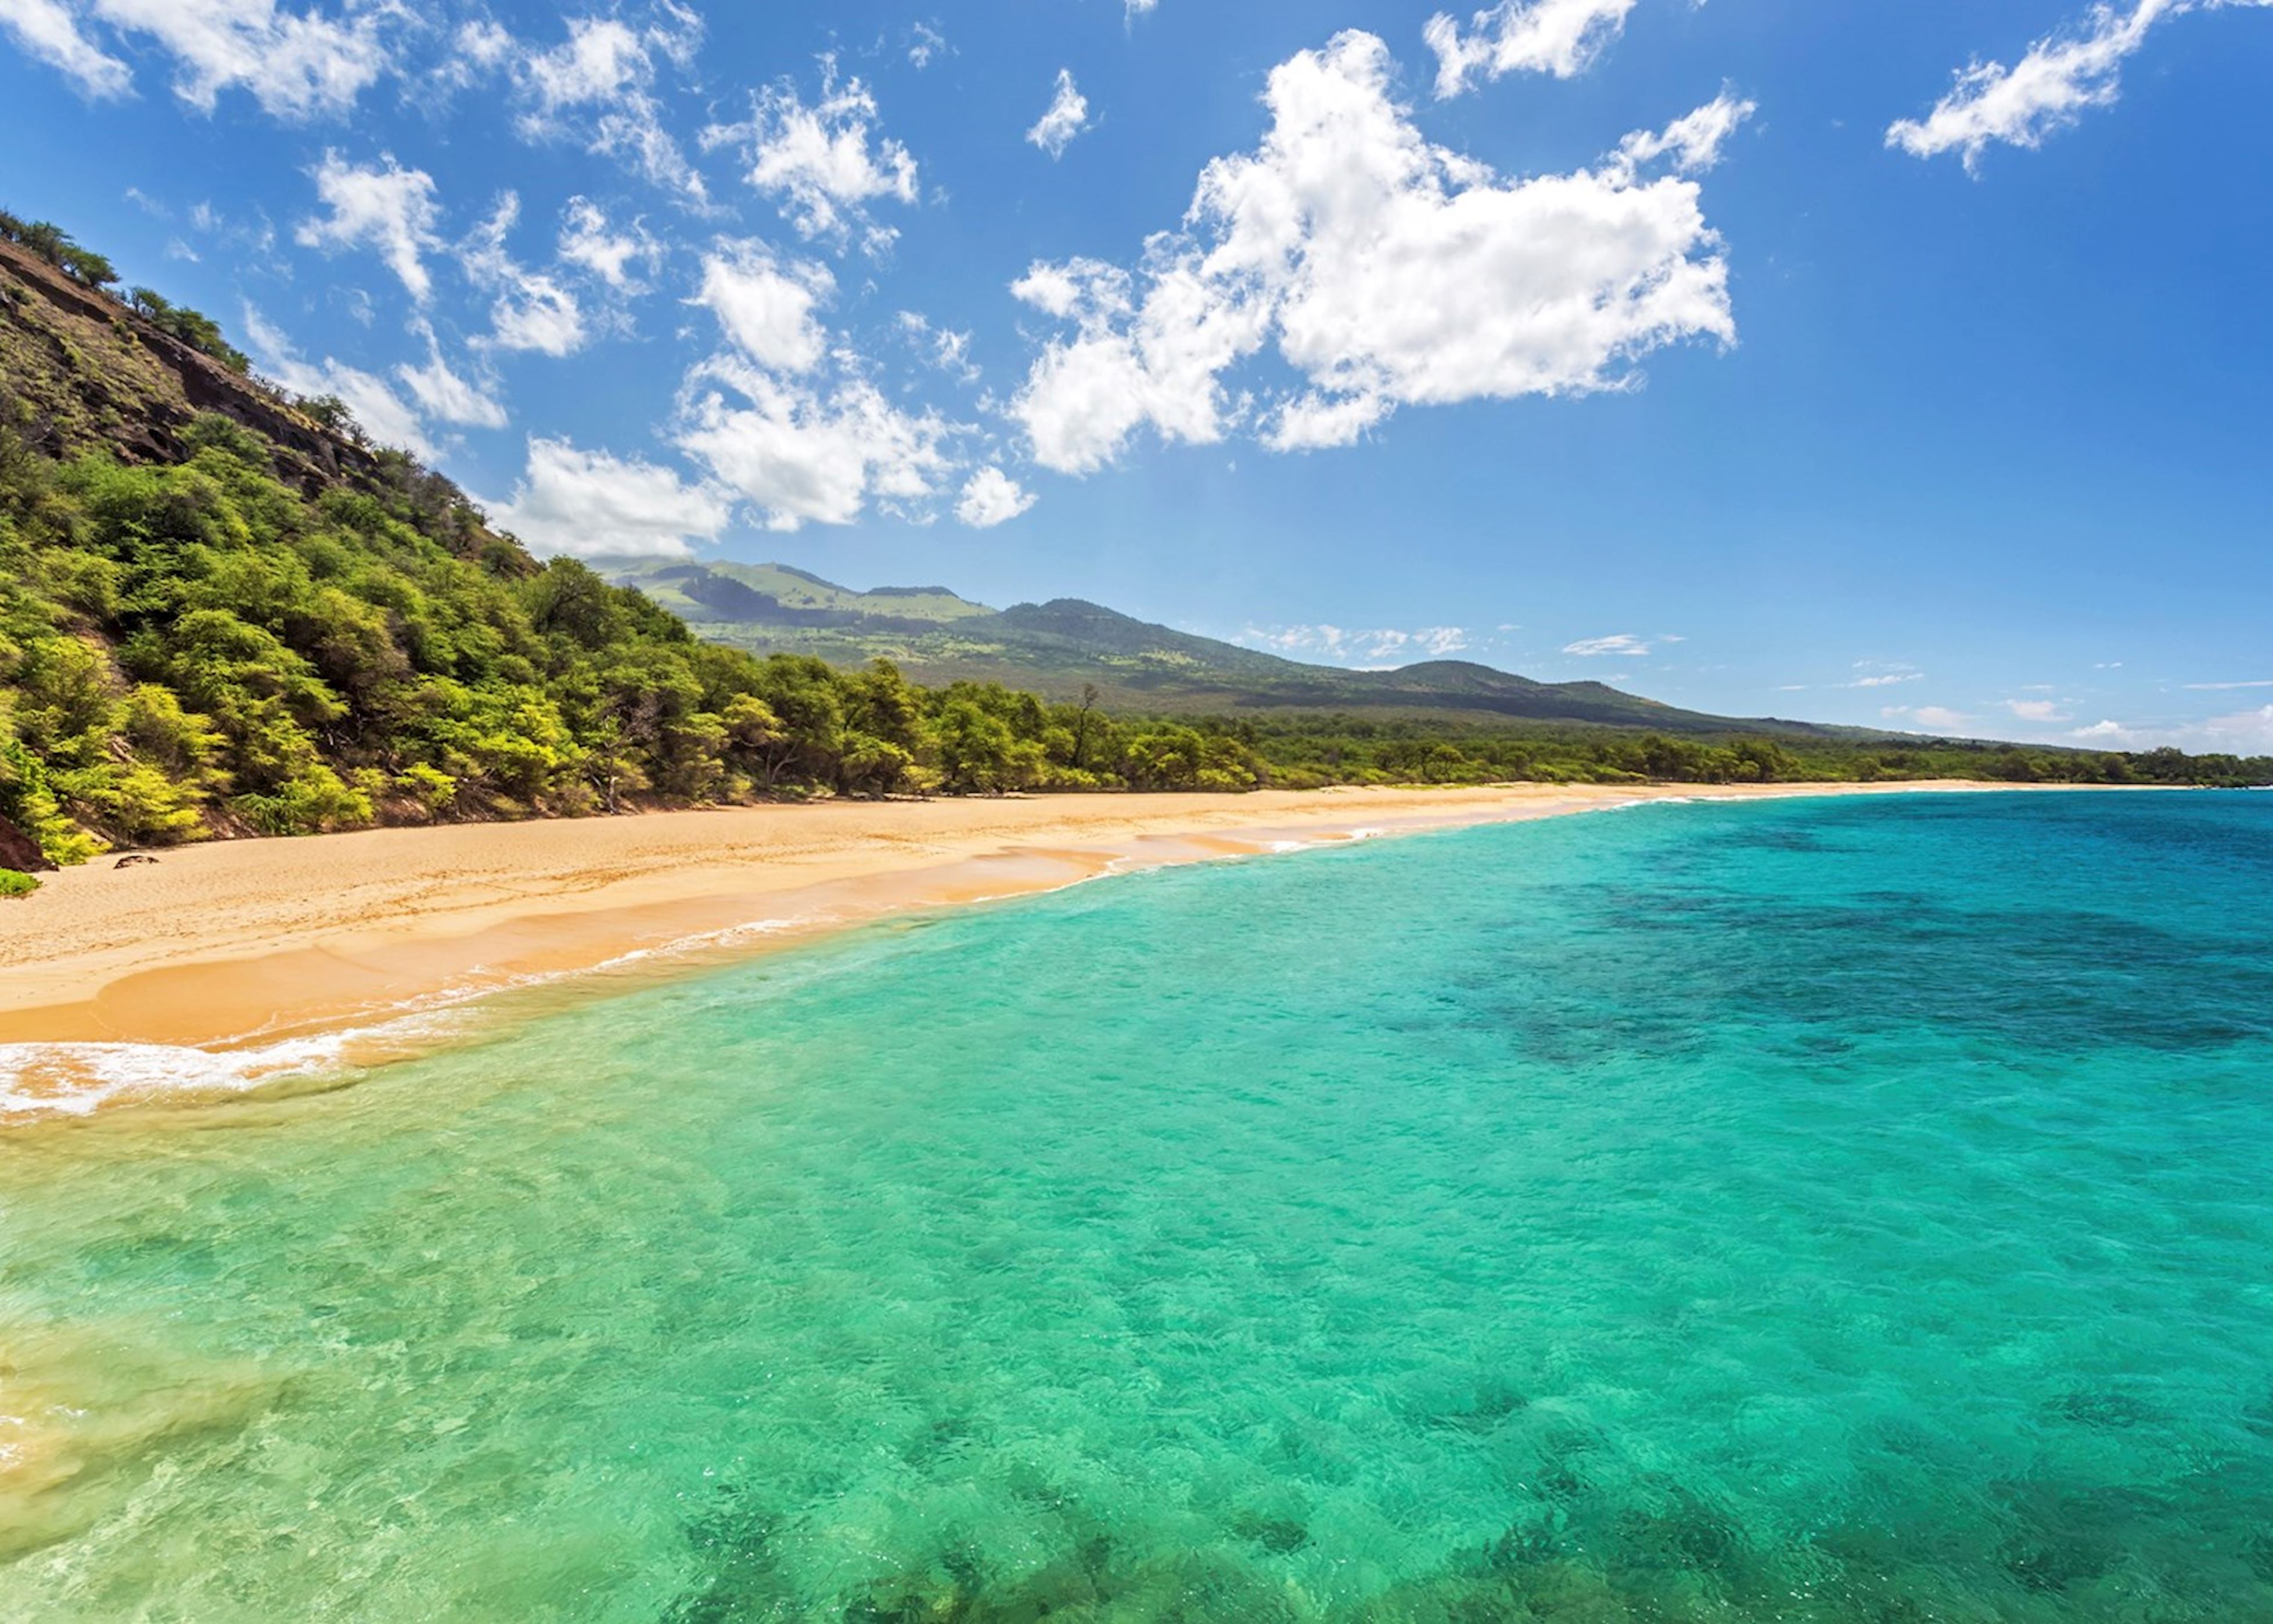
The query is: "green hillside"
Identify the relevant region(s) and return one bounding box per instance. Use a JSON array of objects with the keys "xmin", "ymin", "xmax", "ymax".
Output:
[{"xmin": 597, "ymin": 557, "xmax": 1873, "ymax": 740}]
